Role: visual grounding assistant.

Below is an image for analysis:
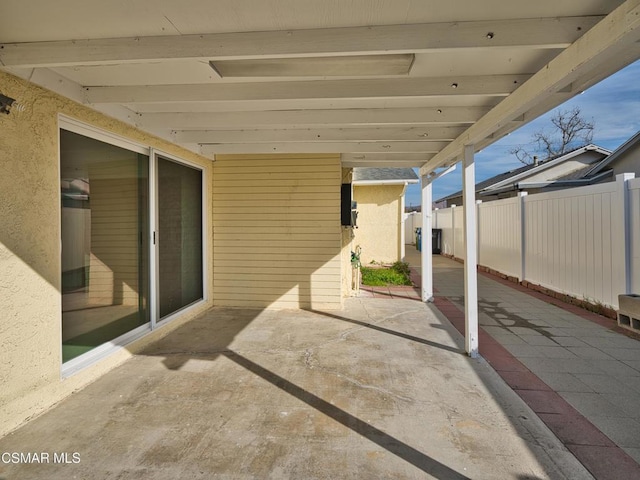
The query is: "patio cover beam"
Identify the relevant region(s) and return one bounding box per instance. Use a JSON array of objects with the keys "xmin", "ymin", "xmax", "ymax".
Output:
[
  {"xmin": 200, "ymin": 141, "xmax": 449, "ymax": 155},
  {"xmin": 84, "ymin": 75, "xmax": 526, "ymax": 104},
  {"xmin": 0, "ymin": 17, "xmax": 602, "ymax": 67},
  {"xmin": 174, "ymin": 126, "xmax": 467, "ymax": 144},
  {"xmin": 140, "ymin": 107, "xmax": 493, "ymax": 130}
]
